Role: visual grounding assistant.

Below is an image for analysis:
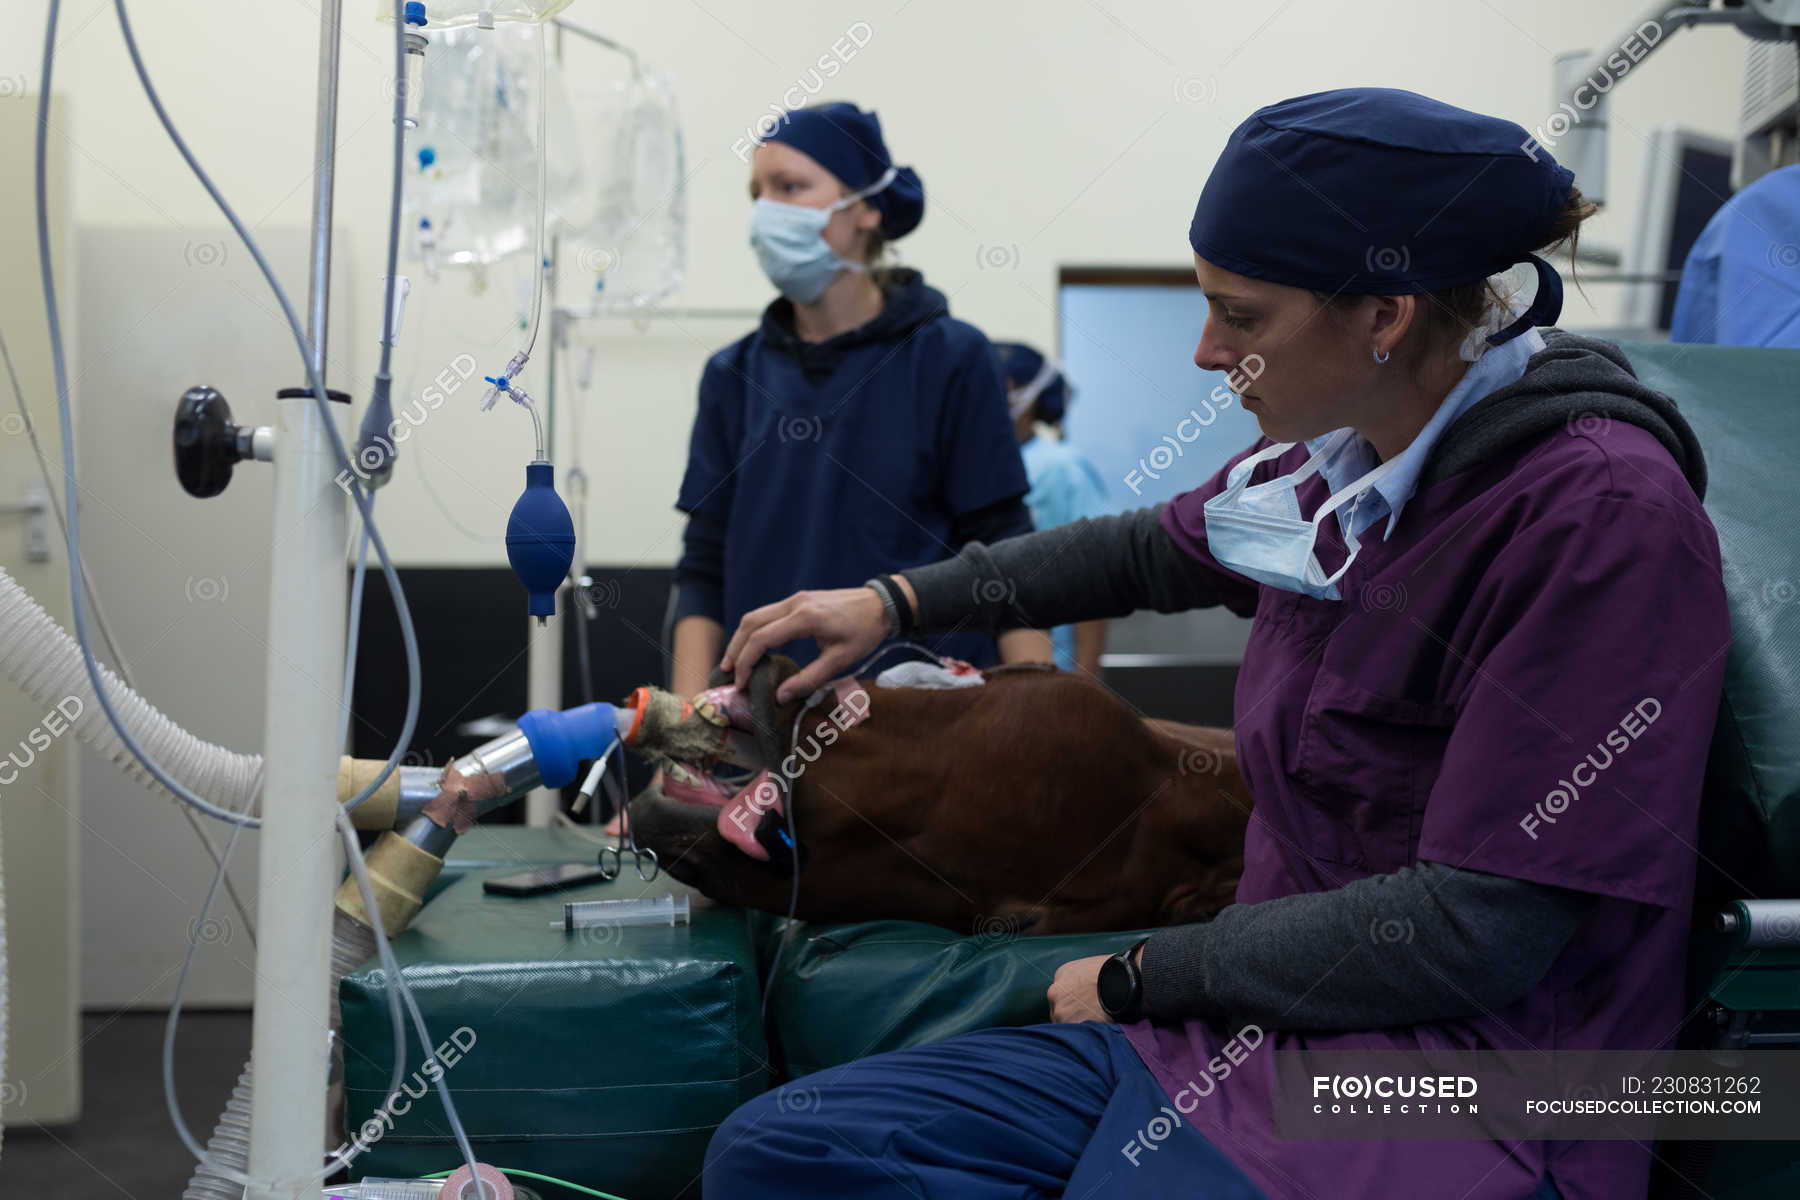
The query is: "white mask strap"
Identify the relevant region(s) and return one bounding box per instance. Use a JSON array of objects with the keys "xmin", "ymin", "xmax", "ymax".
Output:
[
  {"xmin": 1307, "ymin": 451, "xmax": 1403, "ymax": 587},
  {"xmin": 1309, "ymin": 450, "xmax": 1399, "ymax": 531},
  {"xmin": 1223, "ymin": 439, "xmax": 1298, "ymax": 488},
  {"xmin": 1008, "ymin": 357, "xmax": 1063, "ymax": 420},
  {"xmin": 1225, "ymin": 427, "xmax": 1356, "ymax": 494},
  {"xmin": 828, "ymin": 166, "xmax": 900, "ymax": 214}
]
